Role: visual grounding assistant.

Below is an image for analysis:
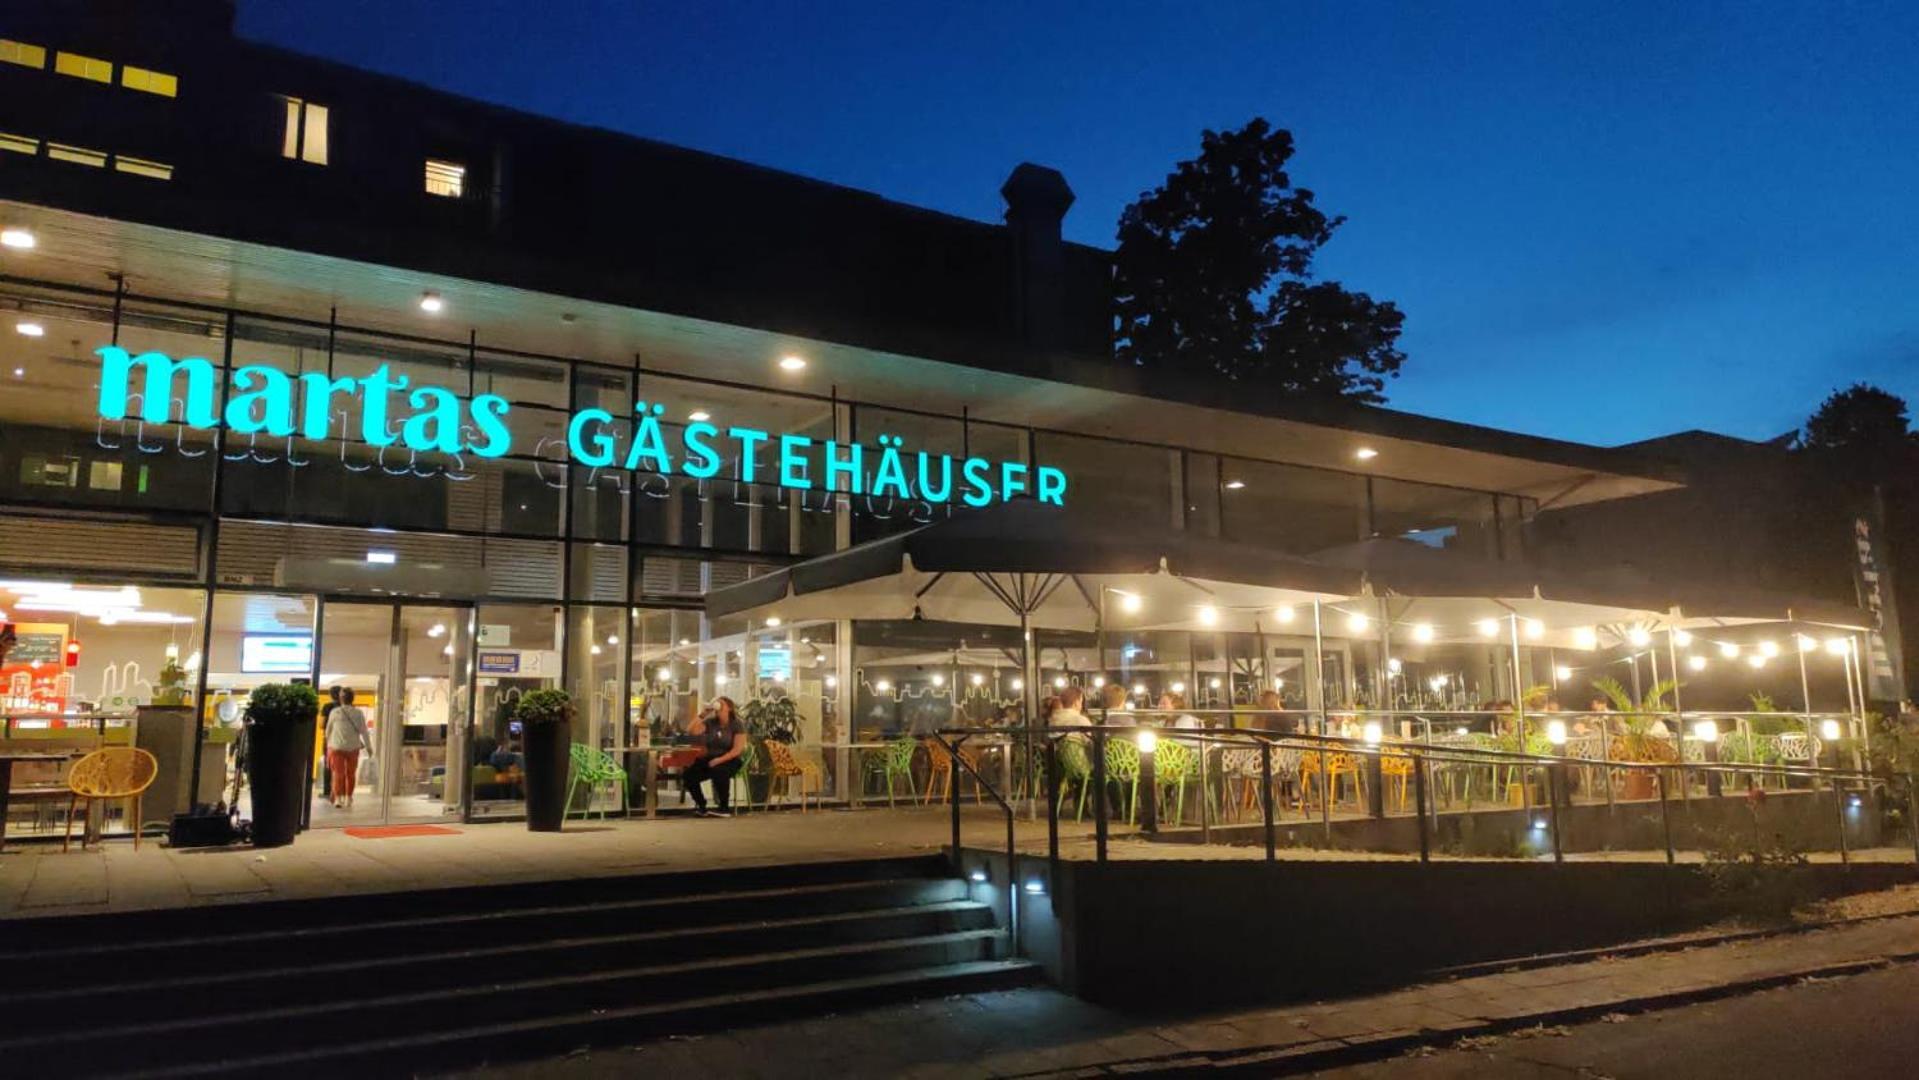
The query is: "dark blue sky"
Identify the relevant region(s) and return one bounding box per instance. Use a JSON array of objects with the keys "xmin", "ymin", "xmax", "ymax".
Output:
[{"xmin": 237, "ymin": 0, "xmax": 1919, "ymax": 447}]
